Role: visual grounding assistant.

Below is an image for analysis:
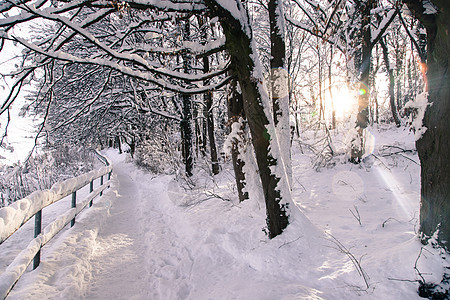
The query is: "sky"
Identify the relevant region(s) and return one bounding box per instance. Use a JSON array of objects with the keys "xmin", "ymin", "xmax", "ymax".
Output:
[{"xmin": 0, "ymin": 40, "xmax": 37, "ymax": 165}]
